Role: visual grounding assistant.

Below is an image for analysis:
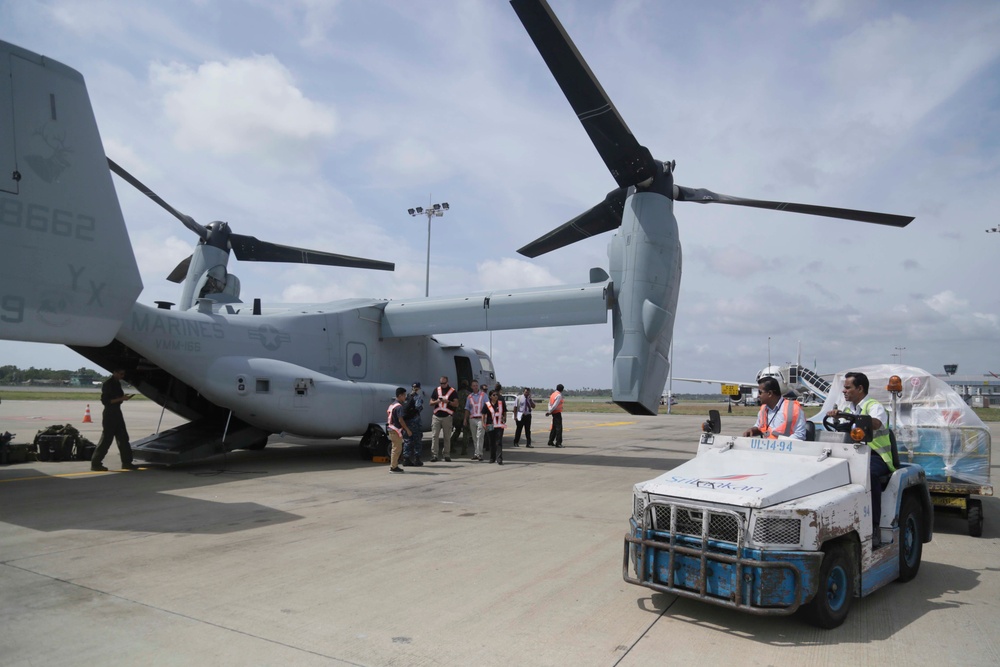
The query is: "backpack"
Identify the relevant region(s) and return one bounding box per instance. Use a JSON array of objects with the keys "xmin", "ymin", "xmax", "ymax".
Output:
[{"xmin": 403, "ymin": 397, "xmax": 419, "ymax": 421}]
